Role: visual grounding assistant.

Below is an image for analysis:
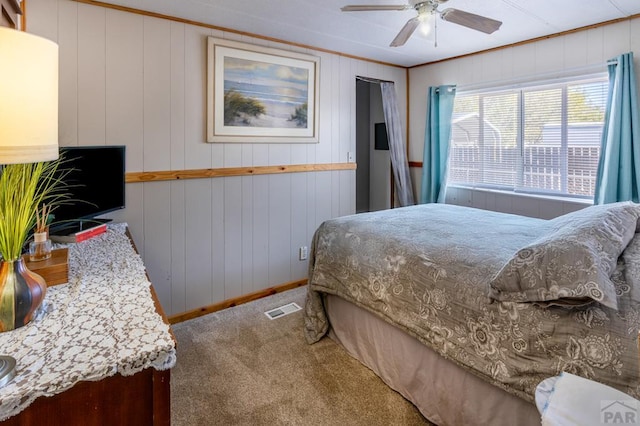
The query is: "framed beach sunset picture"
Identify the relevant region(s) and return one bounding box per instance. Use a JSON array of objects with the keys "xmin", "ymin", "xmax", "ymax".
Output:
[{"xmin": 207, "ymin": 37, "xmax": 320, "ymax": 143}]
